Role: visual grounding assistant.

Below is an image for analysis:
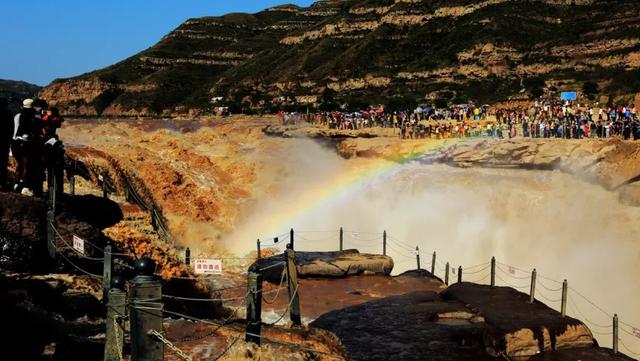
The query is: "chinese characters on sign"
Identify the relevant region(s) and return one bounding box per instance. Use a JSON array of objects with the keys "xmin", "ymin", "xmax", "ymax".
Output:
[
  {"xmin": 194, "ymin": 259, "xmax": 223, "ymax": 275},
  {"xmin": 73, "ymin": 235, "xmax": 85, "ymax": 254}
]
